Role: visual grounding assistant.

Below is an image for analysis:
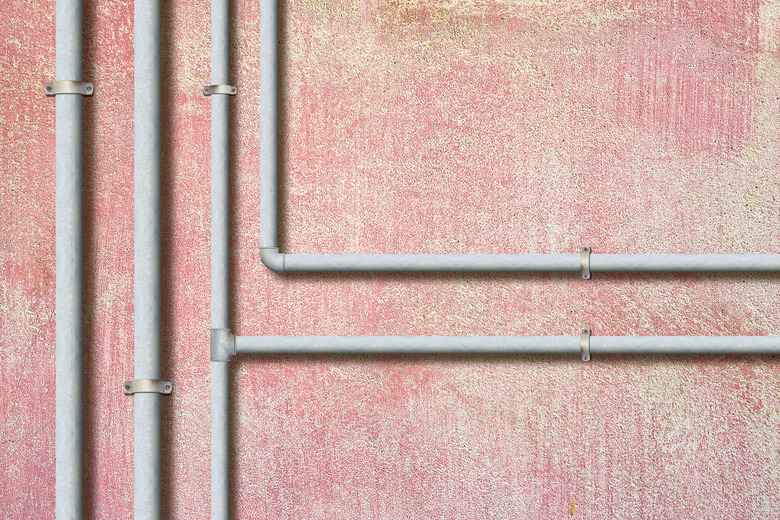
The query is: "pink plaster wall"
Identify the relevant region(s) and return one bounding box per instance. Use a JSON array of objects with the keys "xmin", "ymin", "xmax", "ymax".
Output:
[{"xmin": 2, "ymin": 0, "xmax": 780, "ymax": 517}]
